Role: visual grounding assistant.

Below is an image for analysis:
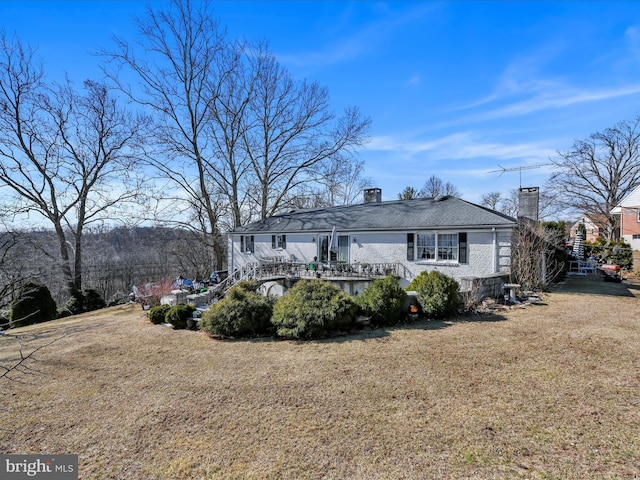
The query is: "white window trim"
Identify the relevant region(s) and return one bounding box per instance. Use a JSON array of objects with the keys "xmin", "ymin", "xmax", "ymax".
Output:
[{"xmin": 414, "ymin": 231, "xmax": 460, "ymax": 264}]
